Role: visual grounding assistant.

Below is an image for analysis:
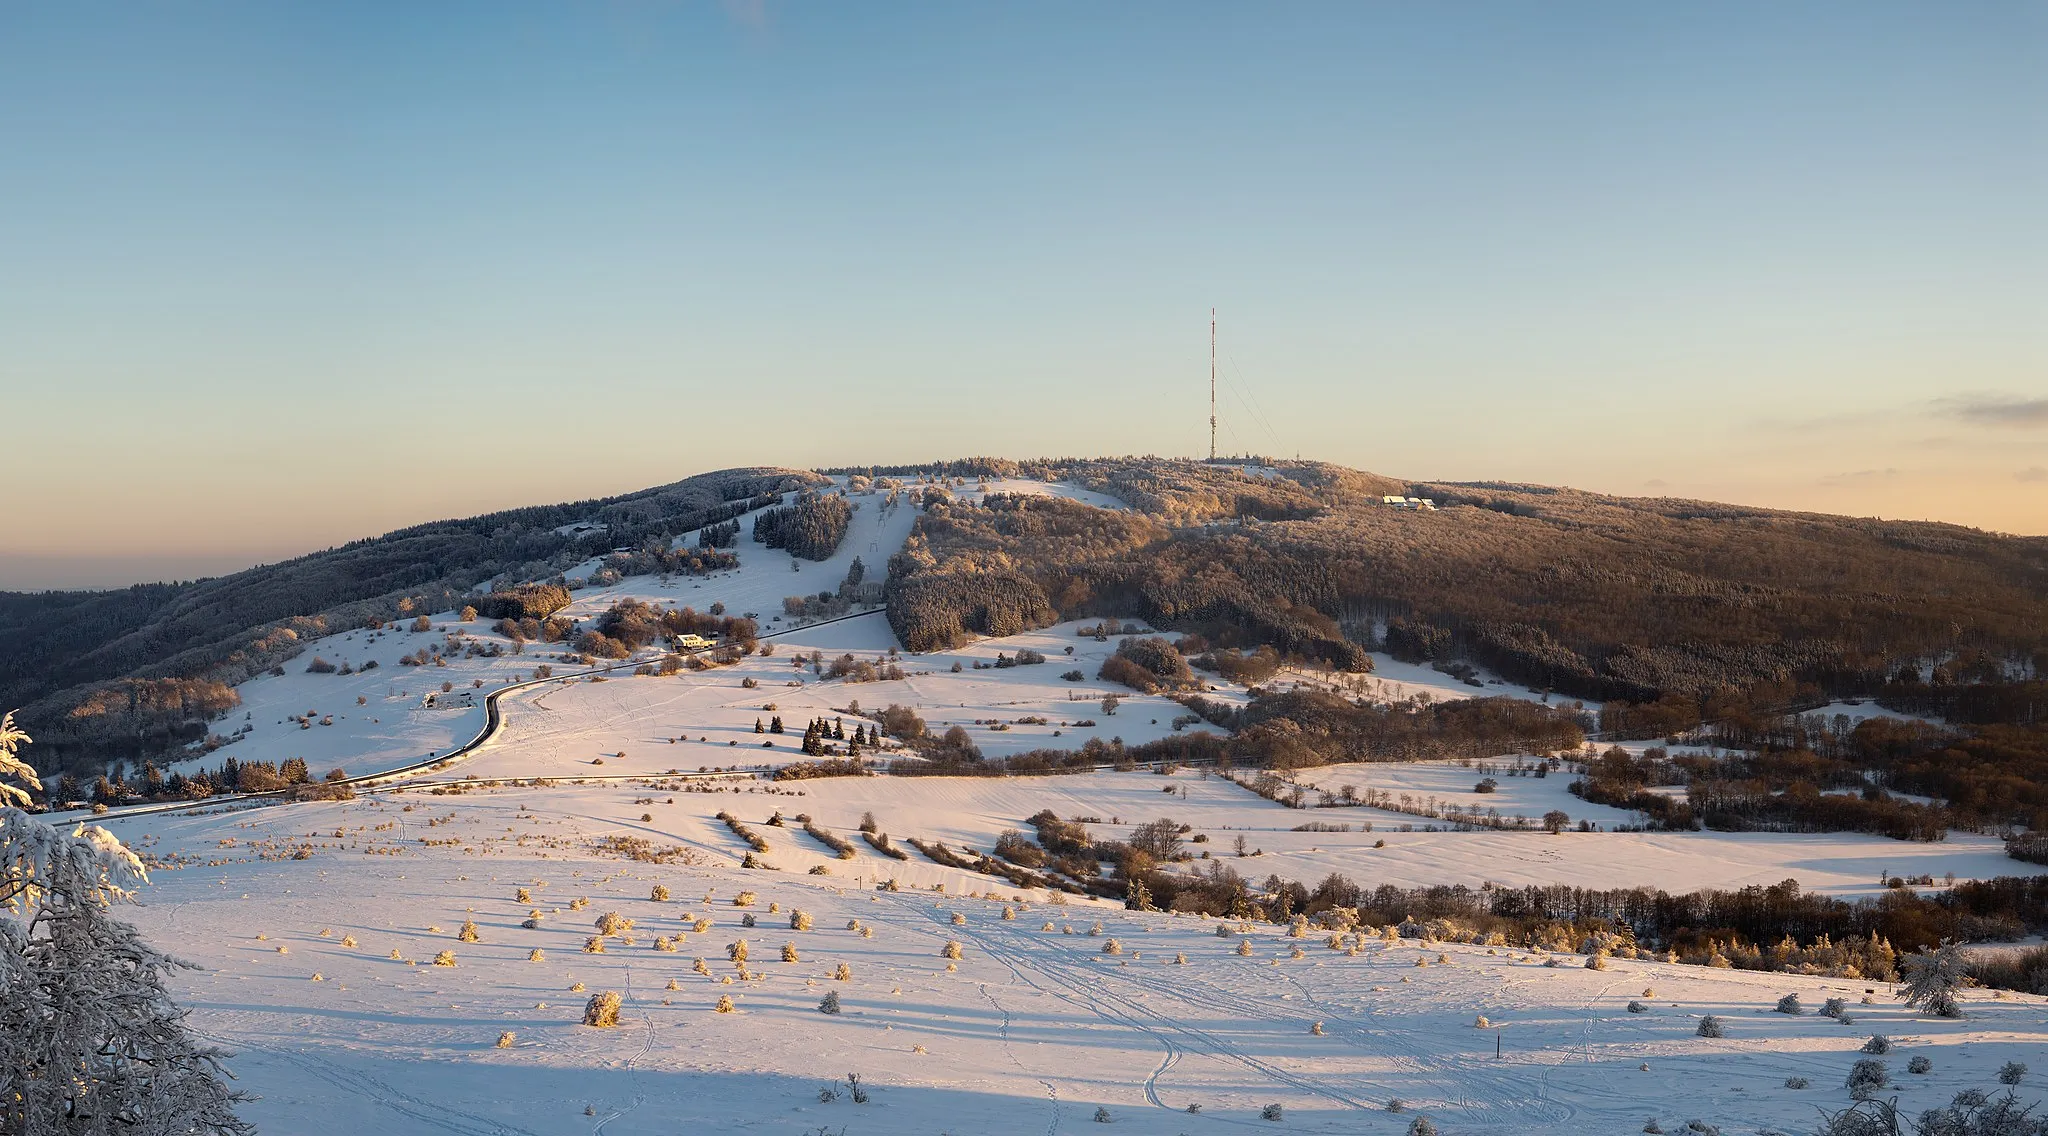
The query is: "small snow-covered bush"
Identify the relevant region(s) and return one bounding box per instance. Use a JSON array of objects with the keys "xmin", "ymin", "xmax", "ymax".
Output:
[
  {"xmin": 941, "ymin": 940, "xmax": 963, "ymax": 960},
  {"xmin": 1406, "ymin": 1117, "xmax": 1436, "ymax": 1136},
  {"xmin": 1908, "ymin": 1056, "xmax": 1932, "ymax": 1075},
  {"xmin": 728, "ymin": 939, "xmax": 749, "ymax": 963},
  {"xmin": 950, "ymin": 911, "xmax": 967, "ymax": 925},
  {"xmin": 458, "ymin": 919, "xmax": 481, "ymax": 943},
  {"xmin": 432, "ymin": 950, "xmax": 457, "ymax": 967},
  {"xmin": 1627, "ymin": 1000, "xmax": 1649, "ymax": 1013},
  {"xmin": 583, "ymin": 936, "xmax": 606, "ymax": 954},
  {"xmin": 1784, "ymin": 1076, "xmax": 1809, "ymax": 1089},
  {"xmin": 1587, "ymin": 954, "xmax": 1607, "ymax": 970},
  {"xmin": 1680, "ymin": 1123, "xmax": 1717, "ymax": 1136},
  {"xmin": 1696, "ymin": 1016, "xmax": 1724, "ymax": 1038},
  {"xmin": 833, "ymin": 963, "xmax": 852, "ymax": 981},
  {"xmin": 516, "ymin": 887, "xmax": 531, "ymax": 903},
  {"xmin": 1861, "ymin": 1034, "xmax": 1892, "ymax": 1054},
  {"xmin": 1102, "ymin": 939, "xmax": 1123, "ymax": 955},
  {"xmin": 1237, "ymin": 939, "xmax": 1254, "ymax": 956},
  {"xmin": 1310, "ymin": 1021, "xmax": 1324, "ymax": 1035},
  {"xmin": 496, "ymin": 1031, "xmax": 515, "ymax": 1048},
  {"xmin": 733, "ymin": 891, "xmax": 757, "ymax": 907},
  {"xmin": 341, "ymin": 934, "xmax": 358, "ymax": 948},
  {"xmin": 790, "ymin": 909, "xmax": 813, "ymax": 931},
  {"xmin": 819, "ymin": 990, "xmax": 841, "ymax": 1015},
  {"xmin": 528, "ymin": 948, "xmax": 545, "ymax": 962},
  {"xmin": 594, "ymin": 911, "xmax": 632, "ymax": 936},
  {"xmin": 1846, "ymin": 1058, "xmax": 1889, "ymax": 1093},
  {"xmin": 1475, "ymin": 1015, "xmax": 1492, "ymax": 1028},
  {"xmin": 1775, "ymin": 993, "xmax": 1802, "ymax": 1015},
  {"xmin": 1820, "ymin": 996, "xmax": 1847, "ymax": 1019},
  {"xmin": 782, "ymin": 943, "xmax": 799, "ymax": 963},
  {"xmin": 1094, "ymin": 1106, "xmax": 1112, "ymax": 1123},
  {"xmin": 741, "ymin": 912, "xmax": 757, "ymax": 928},
  {"xmin": 714, "ymin": 994, "xmax": 735, "ymax": 1013},
  {"xmin": 1216, "ymin": 924, "xmax": 1233, "ymax": 938},
  {"xmin": 1262, "ymin": 1103, "xmax": 1284, "ymax": 1121},
  {"xmin": 651, "ymin": 884, "xmax": 670, "ymax": 902},
  {"xmin": 1998, "ymin": 1061, "xmax": 2026, "ymax": 1085}
]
